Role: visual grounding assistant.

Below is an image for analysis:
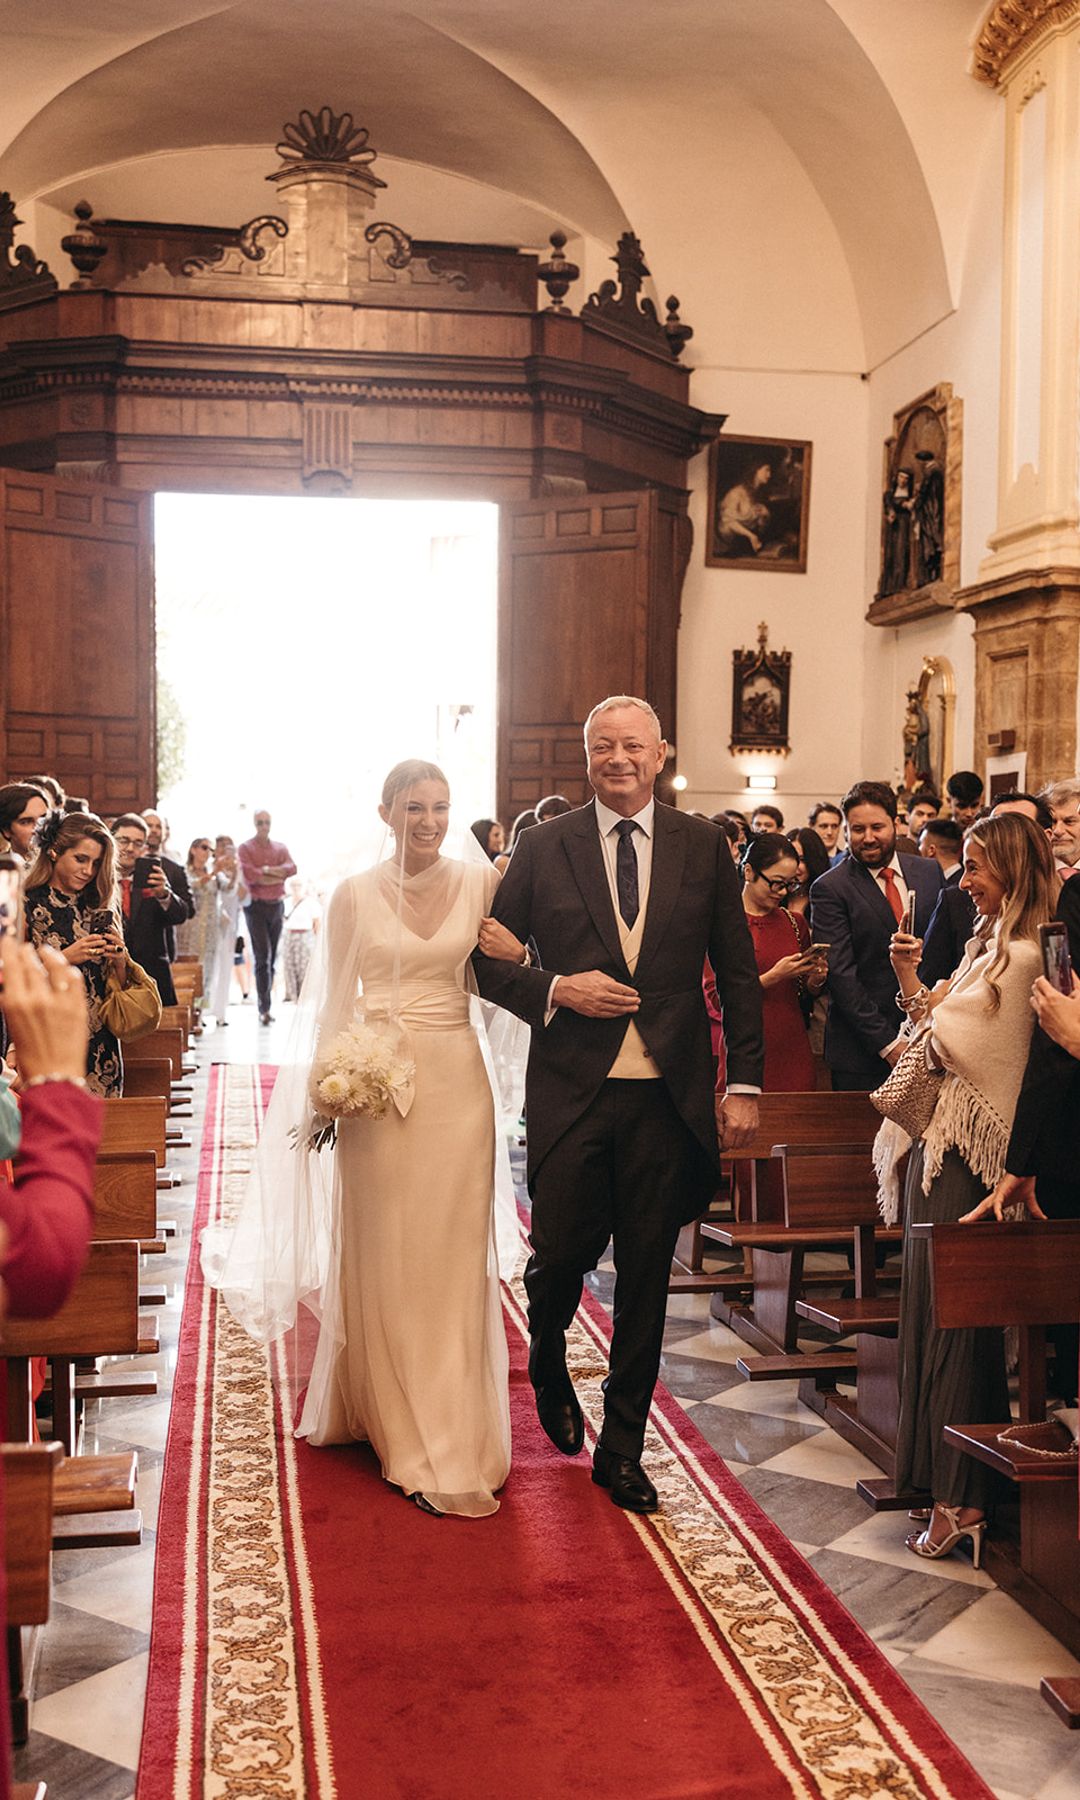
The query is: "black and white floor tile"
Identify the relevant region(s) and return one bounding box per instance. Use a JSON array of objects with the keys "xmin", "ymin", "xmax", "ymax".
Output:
[{"xmin": 15, "ymin": 999, "xmax": 1080, "ymax": 1800}]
